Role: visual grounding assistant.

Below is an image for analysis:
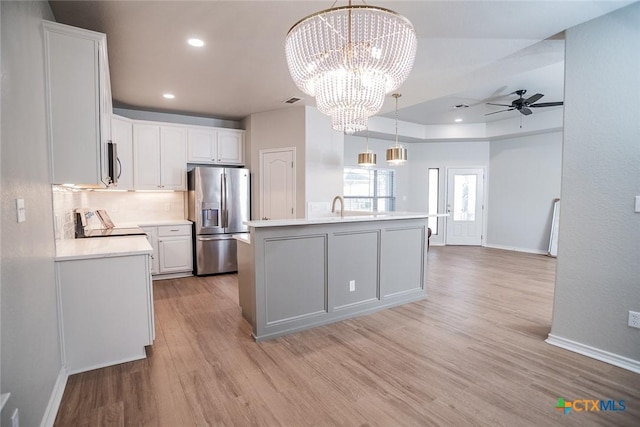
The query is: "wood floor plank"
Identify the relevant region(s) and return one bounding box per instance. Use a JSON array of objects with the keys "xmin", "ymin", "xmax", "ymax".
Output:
[{"xmin": 54, "ymin": 247, "xmax": 640, "ymax": 426}]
